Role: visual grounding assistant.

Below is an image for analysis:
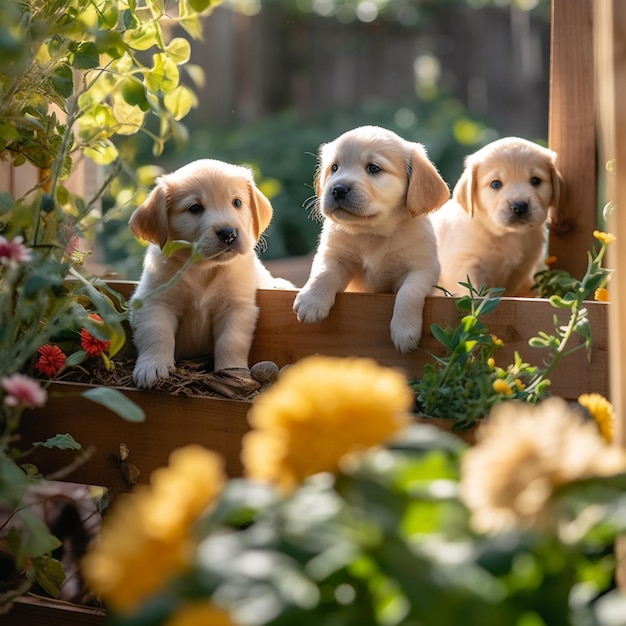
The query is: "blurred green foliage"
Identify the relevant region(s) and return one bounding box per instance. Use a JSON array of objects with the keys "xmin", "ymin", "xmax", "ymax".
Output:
[{"xmin": 103, "ymin": 96, "xmax": 498, "ymax": 277}]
